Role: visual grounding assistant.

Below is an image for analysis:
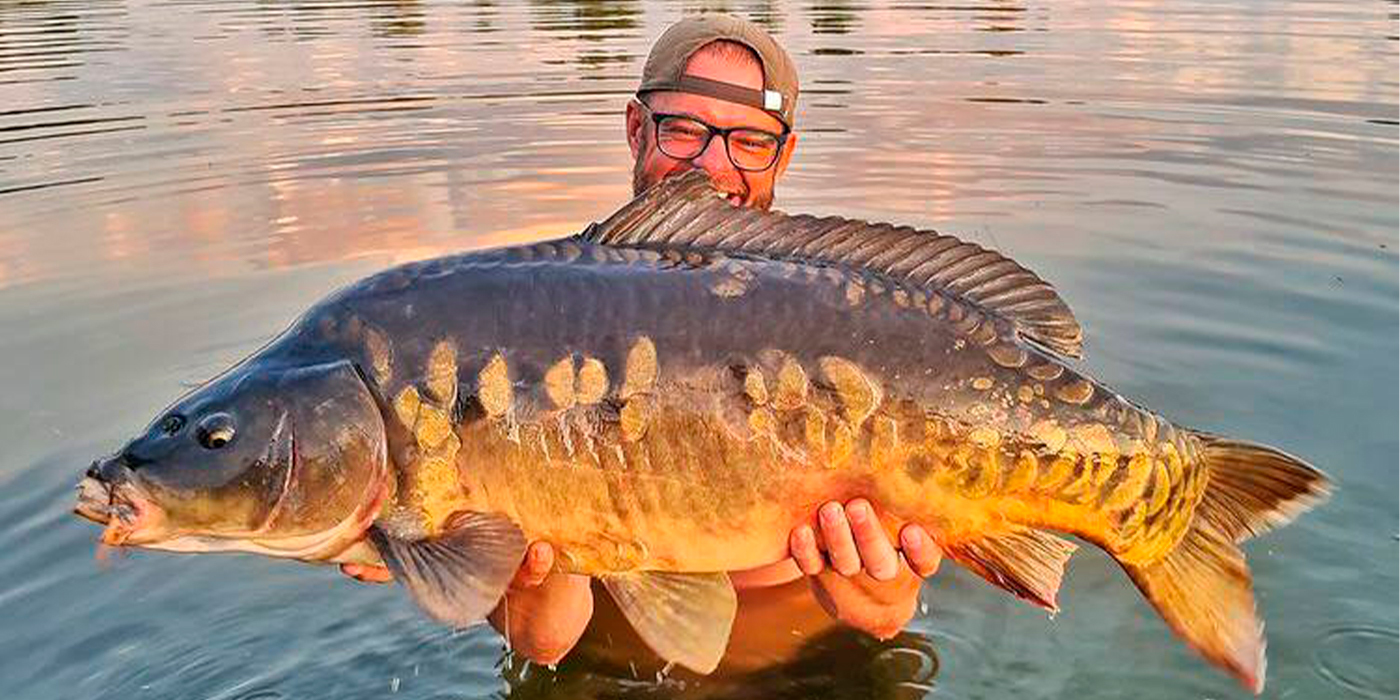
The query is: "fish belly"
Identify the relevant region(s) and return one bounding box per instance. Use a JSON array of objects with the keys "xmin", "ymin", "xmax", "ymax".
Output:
[{"xmin": 450, "ymin": 390, "xmax": 854, "ymax": 575}]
